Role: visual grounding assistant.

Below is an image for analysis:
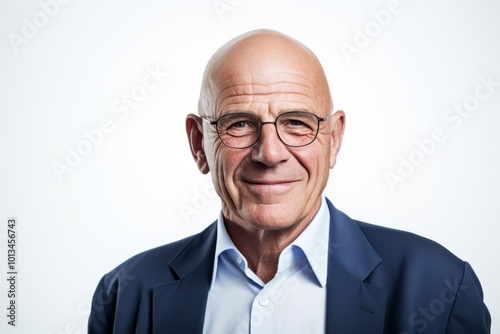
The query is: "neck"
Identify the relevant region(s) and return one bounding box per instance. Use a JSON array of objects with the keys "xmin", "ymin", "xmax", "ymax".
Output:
[{"xmin": 224, "ymin": 200, "xmax": 321, "ymax": 283}]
